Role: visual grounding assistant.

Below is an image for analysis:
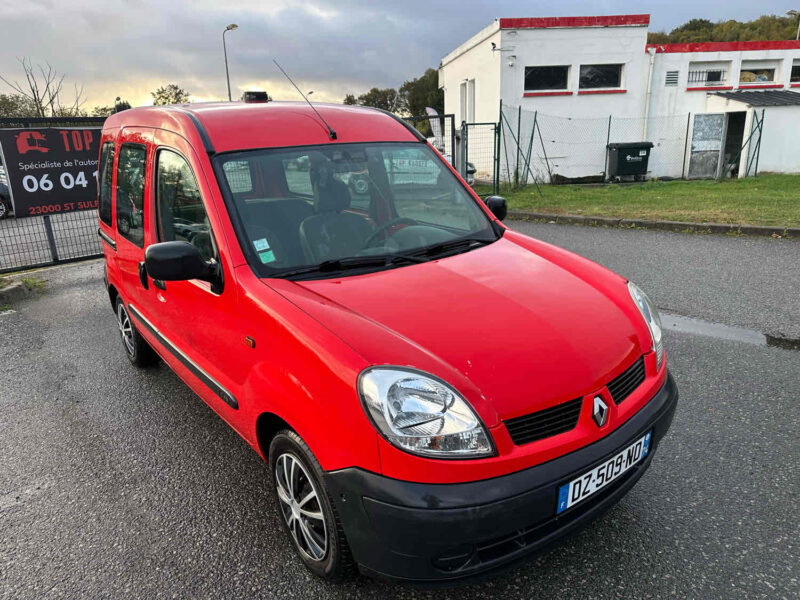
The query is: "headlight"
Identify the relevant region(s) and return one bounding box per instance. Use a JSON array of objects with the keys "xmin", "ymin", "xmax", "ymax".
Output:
[
  {"xmin": 358, "ymin": 367, "xmax": 494, "ymax": 459},
  {"xmin": 628, "ymin": 282, "xmax": 664, "ymax": 369}
]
